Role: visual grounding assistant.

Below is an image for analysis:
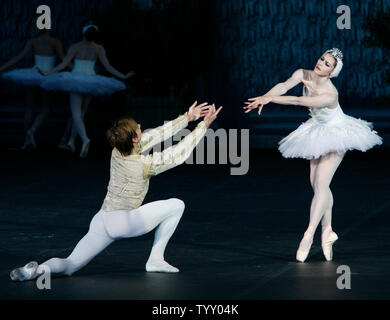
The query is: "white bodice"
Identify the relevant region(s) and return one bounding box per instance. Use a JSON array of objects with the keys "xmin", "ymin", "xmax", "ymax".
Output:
[
  {"xmin": 72, "ymin": 59, "xmax": 96, "ymax": 75},
  {"xmin": 34, "ymin": 54, "xmax": 55, "ymax": 72},
  {"xmin": 303, "ymin": 85, "xmax": 344, "ymax": 124},
  {"xmin": 309, "ymin": 104, "xmax": 345, "ymax": 124}
]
